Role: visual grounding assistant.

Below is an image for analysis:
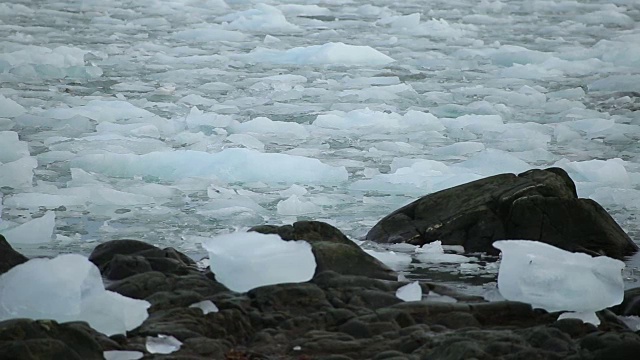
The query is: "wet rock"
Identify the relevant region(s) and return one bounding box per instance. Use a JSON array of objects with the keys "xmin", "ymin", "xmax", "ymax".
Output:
[
  {"xmin": 612, "ymin": 287, "xmax": 640, "ymax": 316},
  {"xmin": 251, "ymin": 221, "xmax": 396, "ymax": 280},
  {"xmin": 0, "ymin": 319, "xmax": 103, "ymax": 360},
  {"xmin": 366, "ymin": 168, "xmax": 637, "ymax": 259},
  {"xmin": 89, "ymin": 239, "xmax": 197, "ymax": 280},
  {"xmin": 0, "ymin": 234, "xmax": 28, "ymax": 275},
  {"xmin": 248, "ymin": 282, "xmax": 332, "ymax": 316},
  {"xmin": 108, "ymin": 271, "xmax": 228, "ymax": 301}
]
